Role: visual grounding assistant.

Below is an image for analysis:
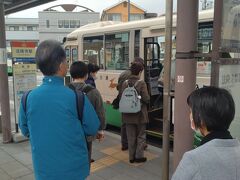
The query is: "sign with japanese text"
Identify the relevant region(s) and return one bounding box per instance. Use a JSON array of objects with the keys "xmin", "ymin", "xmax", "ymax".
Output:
[
  {"xmin": 11, "ymin": 41, "xmax": 36, "ymax": 58},
  {"xmin": 219, "ymin": 64, "xmax": 240, "ymax": 139},
  {"xmin": 13, "ymin": 64, "xmax": 37, "ymax": 125}
]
